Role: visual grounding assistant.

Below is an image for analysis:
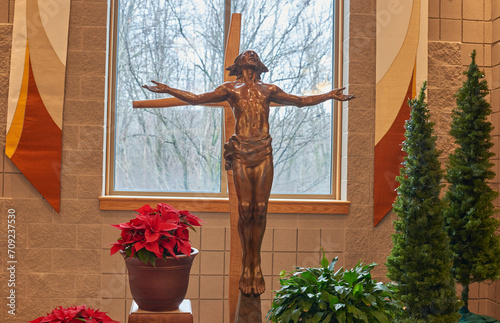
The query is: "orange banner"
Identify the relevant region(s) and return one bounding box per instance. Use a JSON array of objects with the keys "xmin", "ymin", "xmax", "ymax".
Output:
[
  {"xmin": 374, "ymin": 0, "xmax": 427, "ymax": 226},
  {"xmin": 6, "ymin": 0, "xmax": 71, "ymax": 212}
]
